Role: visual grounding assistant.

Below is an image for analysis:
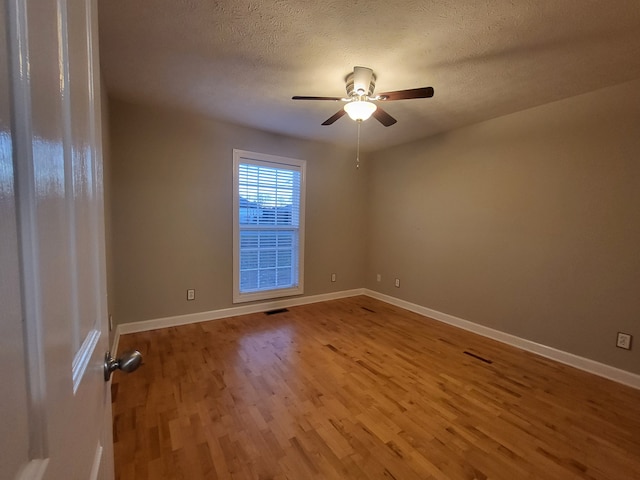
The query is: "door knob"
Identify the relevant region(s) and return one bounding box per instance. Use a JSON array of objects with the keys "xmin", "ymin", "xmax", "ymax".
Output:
[{"xmin": 104, "ymin": 350, "xmax": 143, "ymax": 381}]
